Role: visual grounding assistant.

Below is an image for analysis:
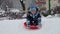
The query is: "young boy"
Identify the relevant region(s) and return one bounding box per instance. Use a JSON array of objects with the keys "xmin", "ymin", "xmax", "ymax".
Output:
[{"xmin": 26, "ymin": 4, "xmax": 41, "ymax": 27}]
